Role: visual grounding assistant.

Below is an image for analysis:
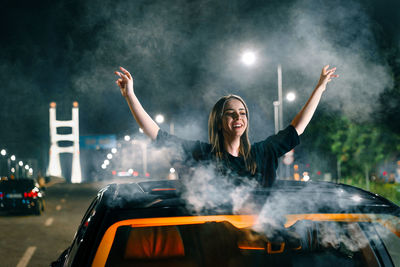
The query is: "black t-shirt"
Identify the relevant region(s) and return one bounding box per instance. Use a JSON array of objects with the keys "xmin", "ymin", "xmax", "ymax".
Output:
[{"xmin": 155, "ymin": 125, "xmax": 300, "ymax": 187}]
